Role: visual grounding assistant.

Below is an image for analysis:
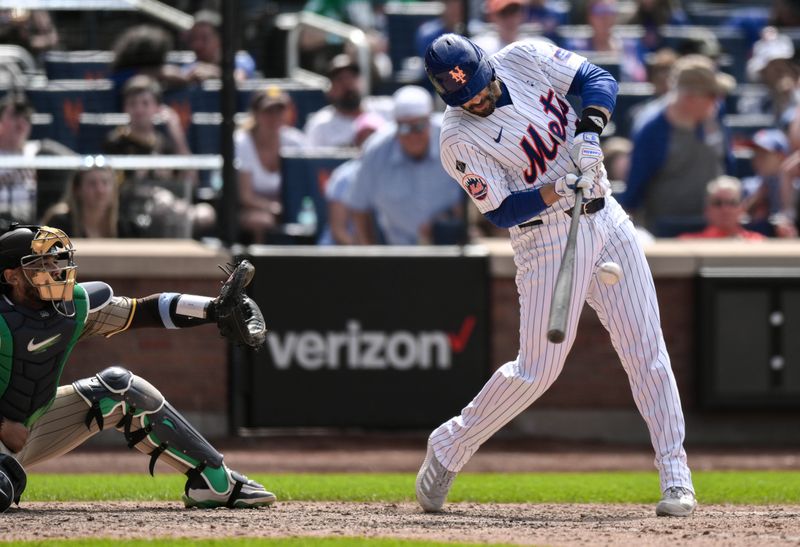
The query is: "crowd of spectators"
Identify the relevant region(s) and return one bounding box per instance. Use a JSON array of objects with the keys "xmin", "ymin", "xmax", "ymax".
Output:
[{"xmin": 2, "ymin": 1, "xmax": 800, "ymax": 246}]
